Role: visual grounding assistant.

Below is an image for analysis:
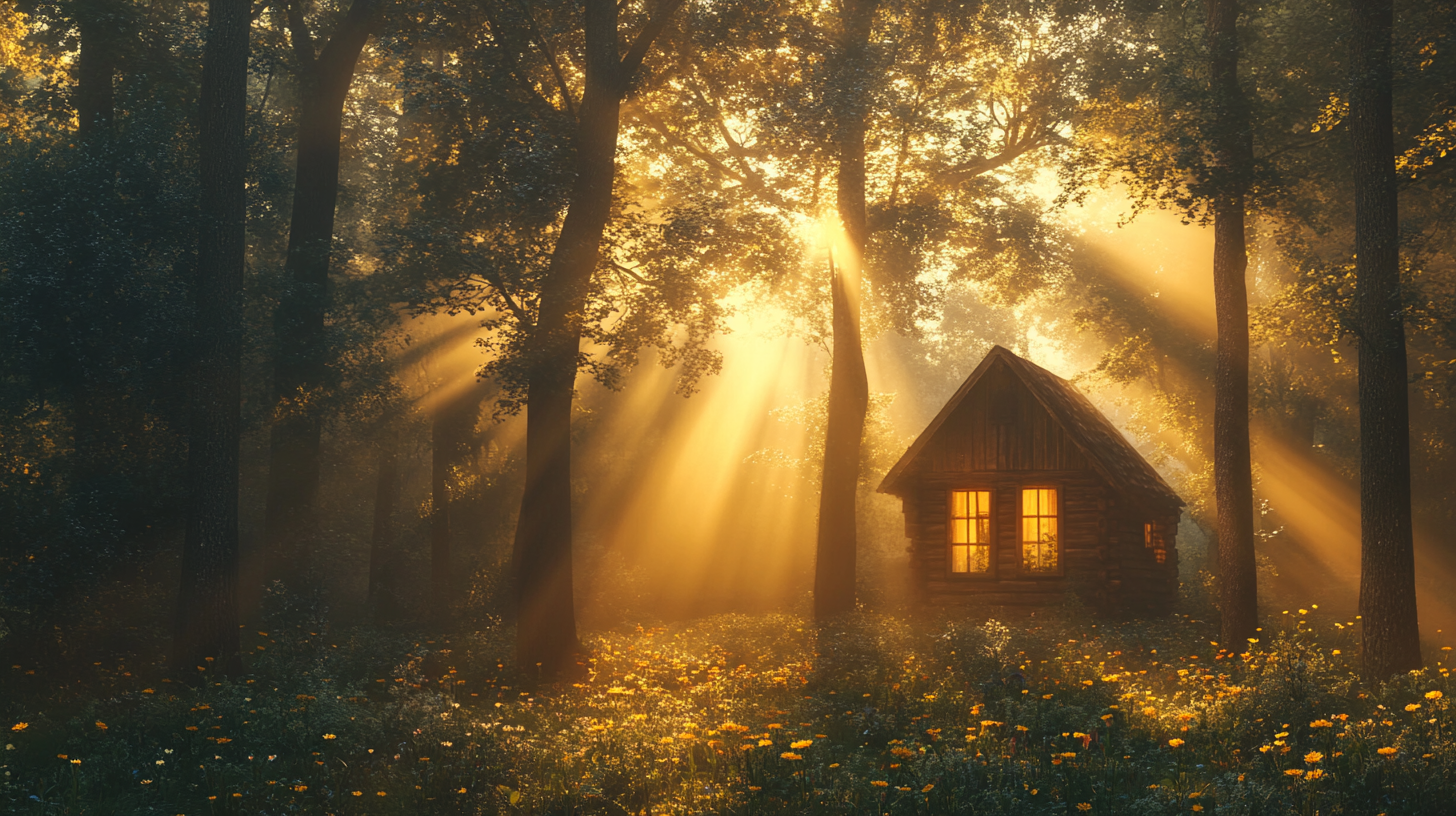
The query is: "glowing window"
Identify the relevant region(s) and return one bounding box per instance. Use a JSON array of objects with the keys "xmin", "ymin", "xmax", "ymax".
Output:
[
  {"xmin": 1144, "ymin": 522, "xmax": 1167, "ymax": 564},
  {"xmin": 1021, "ymin": 488, "xmax": 1059, "ymax": 573},
  {"xmin": 949, "ymin": 490, "xmax": 992, "ymax": 575}
]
